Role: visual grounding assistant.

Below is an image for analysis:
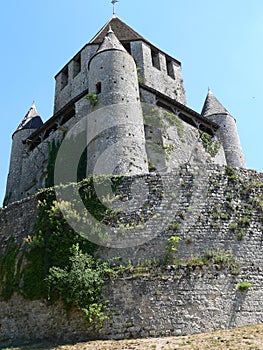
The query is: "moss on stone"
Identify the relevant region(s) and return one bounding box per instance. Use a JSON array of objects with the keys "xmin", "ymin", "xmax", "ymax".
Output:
[{"xmin": 164, "ymin": 112, "xmax": 184, "ymax": 140}]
